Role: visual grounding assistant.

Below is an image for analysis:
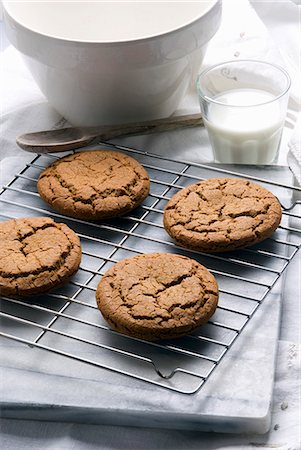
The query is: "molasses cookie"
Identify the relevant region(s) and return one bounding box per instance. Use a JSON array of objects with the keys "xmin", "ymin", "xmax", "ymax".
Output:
[
  {"xmin": 37, "ymin": 150, "xmax": 150, "ymax": 220},
  {"xmin": 0, "ymin": 217, "xmax": 81, "ymax": 297},
  {"xmin": 96, "ymin": 253, "xmax": 218, "ymax": 341},
  {"xmin": 164, "ymin": 178, "xmax": 282, "ymax": 253}
]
